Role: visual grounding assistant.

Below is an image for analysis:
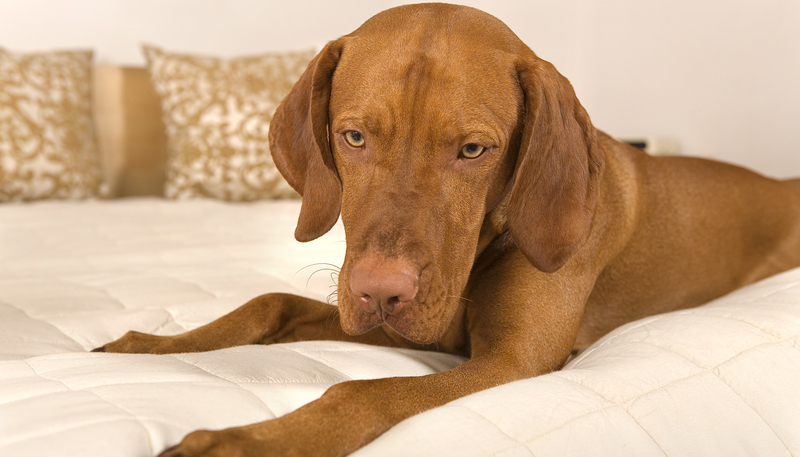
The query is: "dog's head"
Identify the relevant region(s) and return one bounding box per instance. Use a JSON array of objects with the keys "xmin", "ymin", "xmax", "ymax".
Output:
[{"xmin": 269, "ymin": 4, "xmax": 604, "ymax": 344}]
